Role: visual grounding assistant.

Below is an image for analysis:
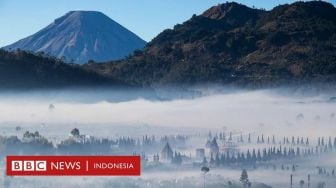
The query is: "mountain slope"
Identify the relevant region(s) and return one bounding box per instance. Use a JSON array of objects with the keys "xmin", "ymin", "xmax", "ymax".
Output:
[
  {"xmin": 85, "ymin": 1, "xmax": 336, "ymax": 87},
  {"xmin": 0, "ymin": 49, "xmax": 117, "ymax": 89},
  {"xmin": 3, "ymin": 11, "xmax": 146, "ymax": 64}
]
